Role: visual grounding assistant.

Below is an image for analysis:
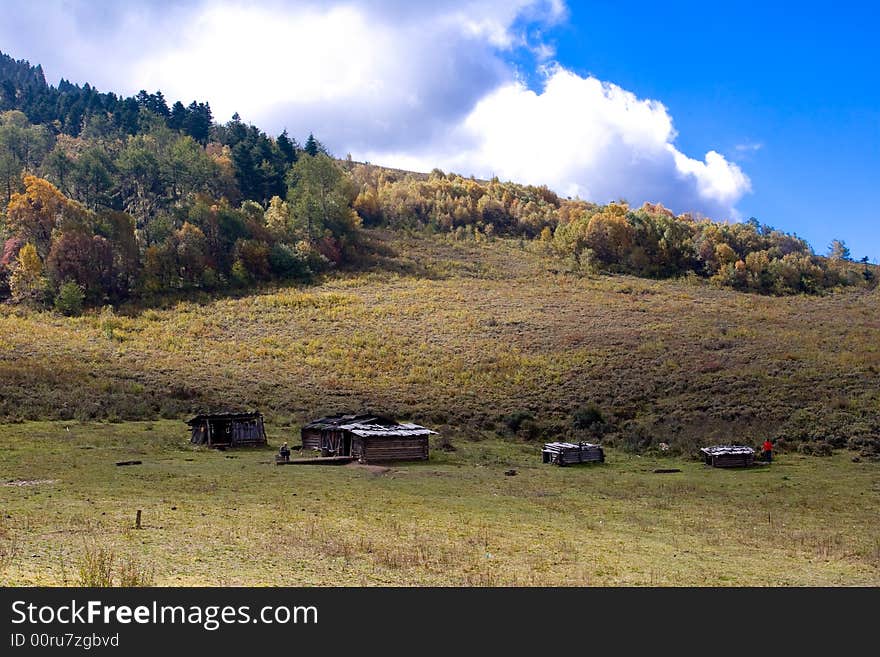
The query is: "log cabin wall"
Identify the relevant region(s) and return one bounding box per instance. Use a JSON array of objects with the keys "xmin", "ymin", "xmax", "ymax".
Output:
[
  {"xmin": 191, "ymin": 425, "xmax": 208, "ymax": 445},
  {"xmin": 361, "ymin": 436, "xmax": 429, "ymax": 463},
  {"xmin": 187, "ymin": 413, "xmax": 267, "ymax": 448},
  {"xmin": 301, "ymin": 428, "xmax": 322, "ymax": 450},
  {"xmin": 351, "ymin": 436, "xmax": 364, "ymax": 460},
  {"xmin": 231, "ymin": 418, "xmax": 267, "ymax": 447},
  {"xmin": 300, "ymin": 415, "xmax": 436, "ymax": 462}
]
